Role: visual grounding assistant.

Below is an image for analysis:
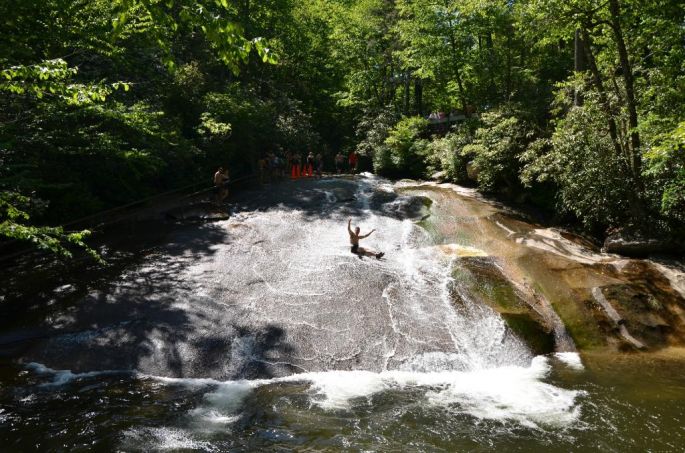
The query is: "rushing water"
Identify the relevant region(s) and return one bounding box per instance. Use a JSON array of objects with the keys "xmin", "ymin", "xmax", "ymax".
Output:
[{"xmin": 1, "ymin": 175, "xmax": 684, "ymax": 451}]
